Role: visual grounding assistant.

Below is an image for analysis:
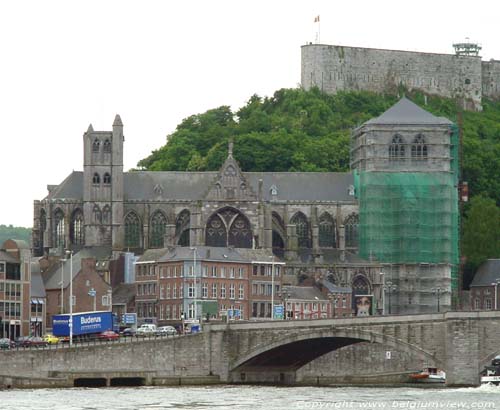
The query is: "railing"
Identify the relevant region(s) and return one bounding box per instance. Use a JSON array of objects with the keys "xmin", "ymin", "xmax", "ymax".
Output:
[{"xmin": 0, "ymin": 332, "xmax": 184, "ymax": 352}]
